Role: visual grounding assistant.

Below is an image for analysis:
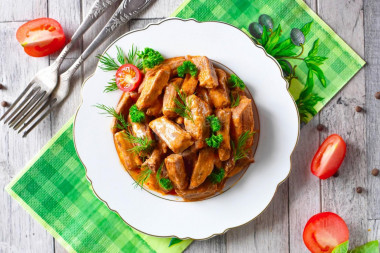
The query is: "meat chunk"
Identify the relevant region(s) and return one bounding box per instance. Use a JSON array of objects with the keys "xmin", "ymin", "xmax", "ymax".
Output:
[
  {"xmin": 110, "ymin": 92, "xmax": 134, "ymax": 134},
  {"xmin": 190, "ymin": 148, "xmax": 215, "ymax": 189},
  {"xmin": 146, "ymin": 95, "xmax": 163, "ymax": 117},
  {"xmin": 216, "ymin": 108, "xmax": 231, "ymax": 161},
  {"xmin": 165, "ymin": 154, "xmax": 188, "ymax": 190},
  {"xmin": 231, "ymin": 96, "xmax": 254, "ymax": 147},
  {"xmin": 227, "ymin": 157, "xmax": 254, "ymax": 178},
  {"xmin": 149, "ymin": 116, "xmax": 193, "ymax": 153},
  {"xmin": 182, "ymin": 74, "xmax": 198, "ymax": 95},
  {"xmin": 162, "ymin": 57, "xmax": 185, "ymax": 75},
  {"xmin": 128, "ymin": 115, "xmax": 154, "ymax": 142},
  {"xmin": 142, "ymin": 147, "xmax": 162, "ymax": 173},
  {"xmin": 181, "ymin": 148, "xmax": 197, "ymax": 176},
  {"xmin": 162, "ymin": 78, "xmax": 183, "ymax": 118},
  {"xmin": 208, "ymin": 68, "xmax": 231, "ymax": 108},
  {"xmin": 114, "ymin": 130, "xmax": 142, "ymax": 170},
  {"xmin": 136, "ymin": 65, "xmax": 171, "ymax": 110},
  {"xmin": 184, "ymin": 95, "xmax": 212, "ymax": 141},
  {"xmin": 196, "ymin": 87, "xmax": 212, "ymax": 106},
  {"xmin": 186, "ymin": 56, "xmax": 219, "ymax": 89},
  {"xmin": 176, "ymin": 180, "xmax": 219, "ymax": 201}
]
